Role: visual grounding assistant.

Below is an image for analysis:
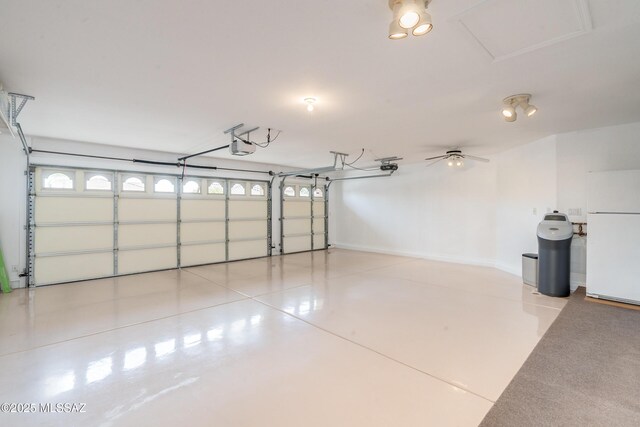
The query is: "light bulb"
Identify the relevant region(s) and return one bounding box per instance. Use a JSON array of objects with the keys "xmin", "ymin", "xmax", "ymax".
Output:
[
  {"xmin": 400, "ymin": 11, "xmax": 420, "ymax": 28},
  {"xmin": 525, "ymin": 104, "xmax": 537, "ymax": 117},
  {"xmin": 304, "ymin": 97, "xmax": 316, "ymax": 112},
  {"xmin": 413, "ymin": 23, "xmax": 432, "ymax": 36},
  {"xmin": 398, "ymin": 0, "xmax": 421, "ymax": 29},
  {"xmin": 448, "ymin": 160, "xmax": 453, "ymax": 167},
  {"xmin": 502, "ymin": 105, "xmax": 515, "ymax": 118},
  {"xmin": 456, "ymin": 160, "xmax": 463, "ymax": 167},
  {"xmin": 412, "ymin": 10, "xmax": 432, "ymax": 36},
  {"xmin": 389, "ymin": 19, "xmax": 408, "ymax": 39}
]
